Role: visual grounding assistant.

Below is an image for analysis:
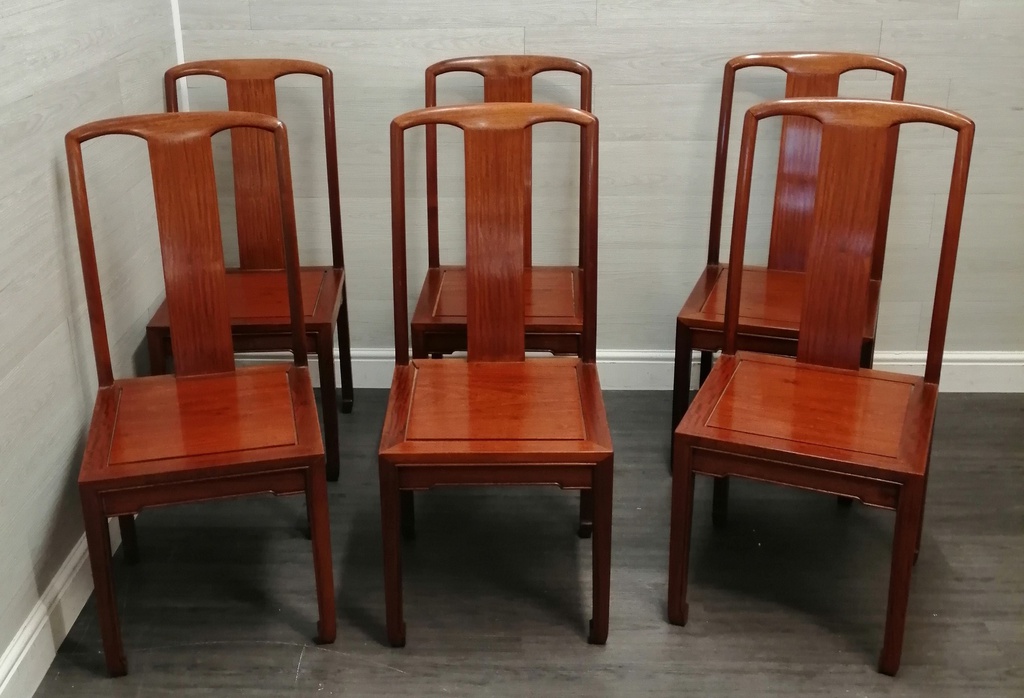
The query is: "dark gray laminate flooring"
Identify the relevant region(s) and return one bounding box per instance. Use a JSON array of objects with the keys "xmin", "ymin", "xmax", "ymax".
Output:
[{"xmin": 35, "ymin": 391, "xmax": 1024, "ymax": 697}]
